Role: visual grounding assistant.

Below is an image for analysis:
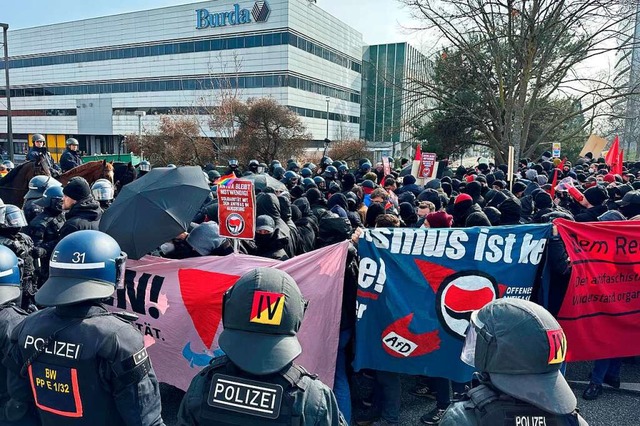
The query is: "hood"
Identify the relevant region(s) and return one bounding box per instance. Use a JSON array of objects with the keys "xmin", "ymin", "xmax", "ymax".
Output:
[
  {"xmin": 256, "ymin": 192, "xmax": 281, "ymax": 220},
  {"xmin": 293, "ymin": 197, "xmax": 312, "ymax": 217},
  {"xmin": 277, "ymin": 195, "xmax": 292, "ymax": 222},
  {"xmin": 328, "ymin": 193, "xmax": 348, "ymax": 211},
  {"xmin": 365, "ymin": 202, "xmax": 386, "ymax": 228}
]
